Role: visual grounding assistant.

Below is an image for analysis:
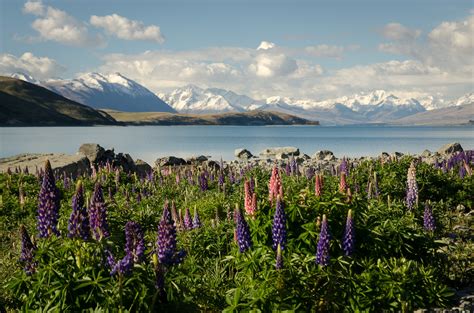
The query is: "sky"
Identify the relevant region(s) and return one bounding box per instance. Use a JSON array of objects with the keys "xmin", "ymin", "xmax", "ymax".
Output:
[{"xmin": 0, "ymin": 0, "xmax": 472, "ymax": 100}]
